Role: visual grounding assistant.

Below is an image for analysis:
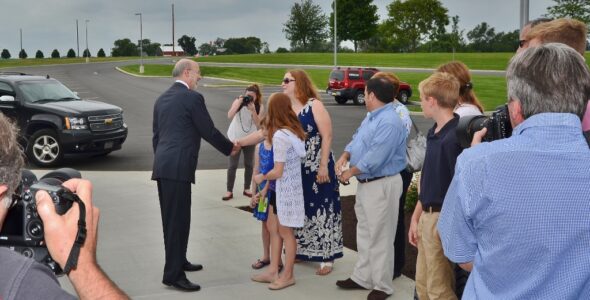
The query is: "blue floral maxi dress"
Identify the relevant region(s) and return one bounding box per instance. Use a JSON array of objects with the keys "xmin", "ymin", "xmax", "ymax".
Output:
[{"xmin": 295, "ymin": 99, "xmax": 343, "ymax": 262}]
